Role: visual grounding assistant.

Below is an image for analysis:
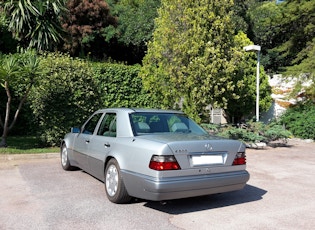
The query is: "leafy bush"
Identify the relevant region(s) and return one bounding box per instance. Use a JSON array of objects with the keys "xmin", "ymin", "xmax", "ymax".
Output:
[
  {"xmin": 202, "ymin": 120, "xmax": 292, "ymax": 144},
  {"xmin": 279, "ymin": 100, "xmax": 315, "ymax": 140},
  {"xmin": 219, "ymin": 126, "xmax": 264, "ymax": 143},
  {"xmin": 92, "ymin": 63, "xmax": 157, "ymax": 108},
  {"xmin": 200, "ymin": 123, "xmax": 221, "ymax": 134},
  {"xmin": 263, "ymin": 123, "xmax": 292, "ymax": 143},
  {"xmin": 28, "ymin": 53, "xmax": 158, "ymax": 146},
  {"xmin": 29, "ymin": 53, "xmax": 102, "ymax": 146}
]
